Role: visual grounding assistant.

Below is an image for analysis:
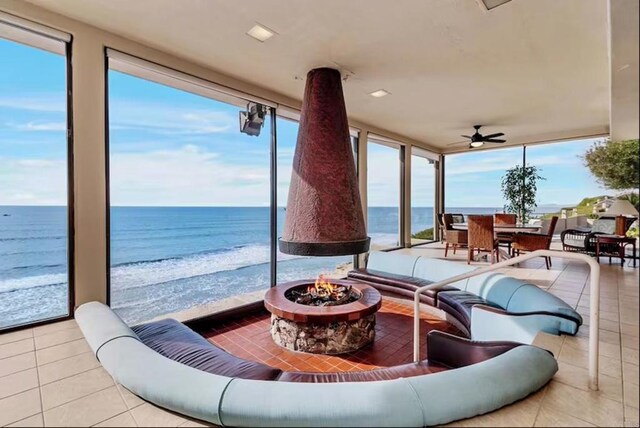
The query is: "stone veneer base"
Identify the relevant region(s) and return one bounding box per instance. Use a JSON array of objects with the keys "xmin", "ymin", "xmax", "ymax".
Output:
[{"xmin": 270, "ymin": 314, "xmax": 376, "ymax": 354}]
